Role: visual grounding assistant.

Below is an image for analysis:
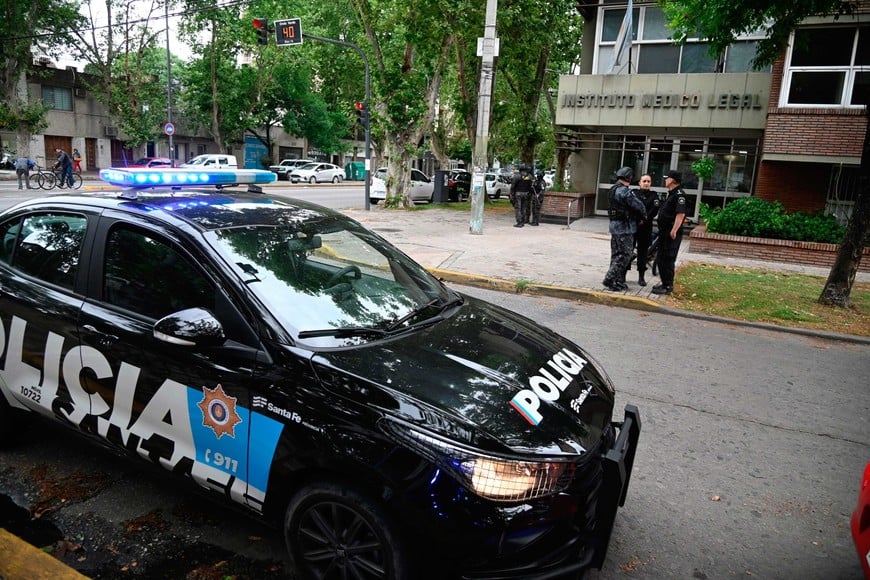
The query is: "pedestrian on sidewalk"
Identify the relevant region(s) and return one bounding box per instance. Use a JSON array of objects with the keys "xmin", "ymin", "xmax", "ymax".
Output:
[
  {"xmin": 632, "ymin": 174, "xmax": 661, "ymax": 287},
  {"xmin": 72, "ymin": 148, "xmax": 83, "ymax": 173},
  {"xmin": 652, "ymin": 170, "xmax": 688, "ymax": 295},
  {"xmin": 510, "ymin": 164, "xmax": 534, "ymax": 227},
  {"xmin": 14, "ymin": 156, "xmax": 35, "ymax": 190},
  {"xmin": 603, "ymin": 166, "xmax": 646, "ymax": 291}
]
